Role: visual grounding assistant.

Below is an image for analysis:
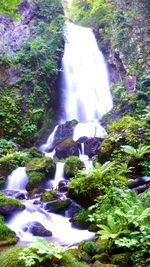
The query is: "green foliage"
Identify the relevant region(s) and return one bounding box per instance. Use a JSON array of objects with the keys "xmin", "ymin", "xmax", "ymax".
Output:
[
  {"xmin": 121, "ymin": 144, "xmax": 150, "ymax": 159},
  {"xmin": 0, "ymin": 0, "xmax": 65, "ymax": 146},
  {"xmin": 88, "ymin": 187, "xmax": 150, "ymax": 265},
  {"xmin": 0, "ymin": 215, "xmax": 17, "ymax": 244},
  {"xmin": 0, "ymin": 246, "xmax": 25, "ymax": 267},
  {"xmin": 82, "ymin": 241, "xmax": 99, "ymax": 256},
  {"xmin": 68, "ymin": 161, "xmax": 127, "ymax": 206},
  {"xmin": 26, "ymin": 171, "xmax": 45, "ymax": 191},
  {"xmin": 0, "ymin": 192, "xmax": 25, "ymax": 209},
  {"xmin": 19, "ymin": 237, "xmax": 67, "ymax": 267},
  {"xmin": 26, "ymin": 157, "xmax": 56, "ymax": 177},
  {"xmin": 0, "ymin": 151, "xmax": 28, "ymax": 177},
  {"xmin": 64, "ymin": 156, "xmax": 85, "ymax": 179},
  {"xmin": 0, "ymin": 0, "xmax": 21, "ymax": 18},
  {"xmin": 40, "ymin": 190, "xmax": 56, "ymax": 202},
  {"xmin": 61, "ymin": 252, "xmax": 89, "ymax": 267}
]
